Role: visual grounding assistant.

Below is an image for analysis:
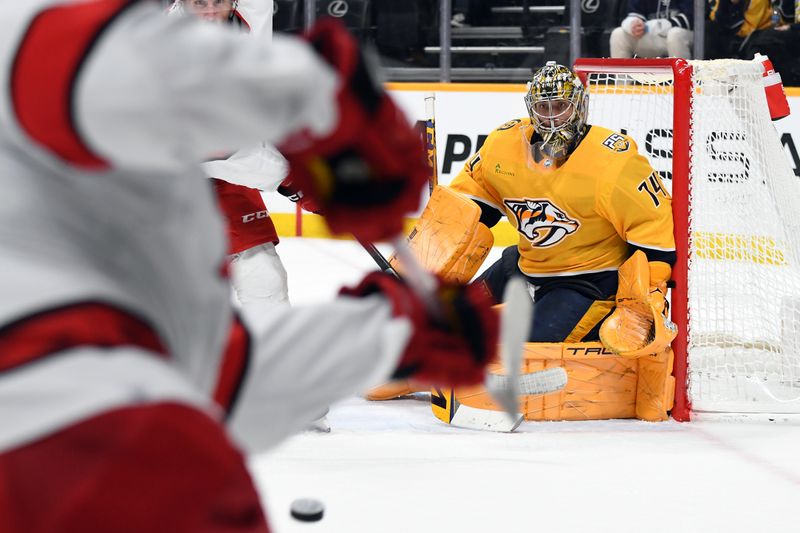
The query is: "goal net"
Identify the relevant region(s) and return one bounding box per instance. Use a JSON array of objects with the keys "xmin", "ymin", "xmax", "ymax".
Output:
[{"xmin": 573, "ymin": 58, "xmax": 800, "ymax": 420}]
